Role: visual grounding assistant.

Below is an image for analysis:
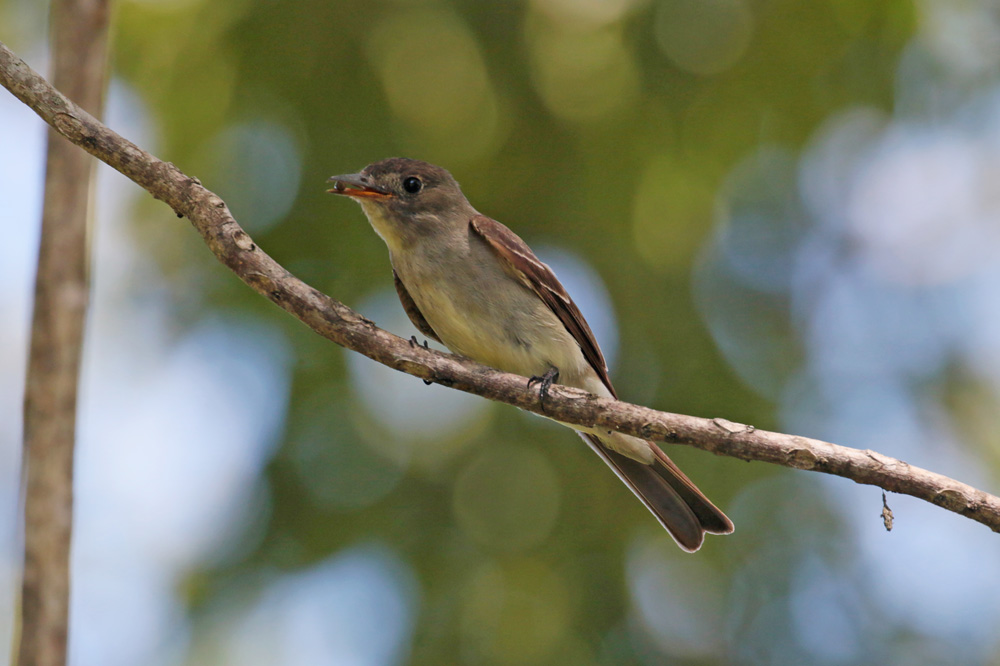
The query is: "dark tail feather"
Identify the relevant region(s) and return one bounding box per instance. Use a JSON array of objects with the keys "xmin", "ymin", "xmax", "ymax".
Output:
[{"xmin": 581, "ymin": 434, "xmax": 733, "ymax": 552}]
